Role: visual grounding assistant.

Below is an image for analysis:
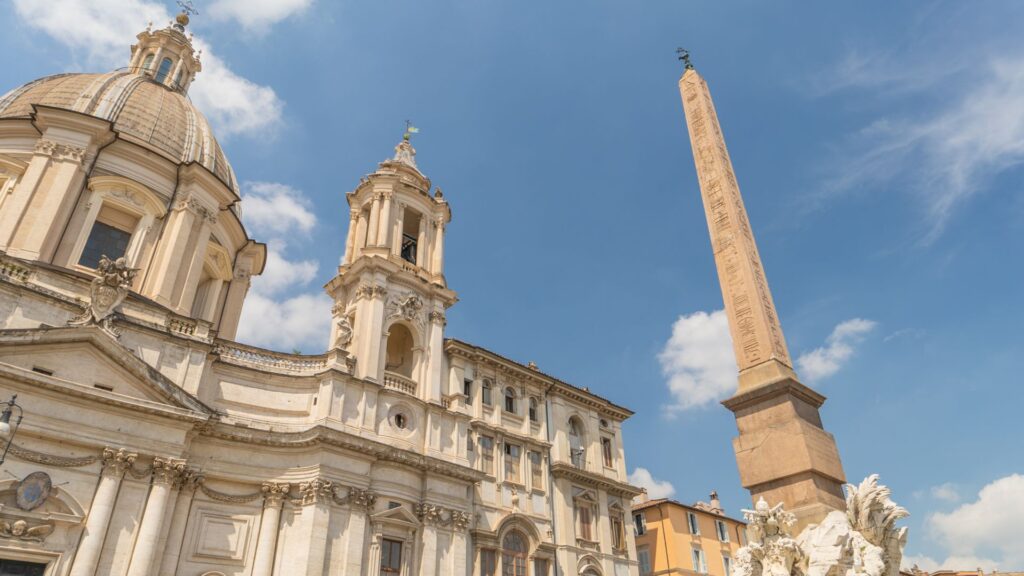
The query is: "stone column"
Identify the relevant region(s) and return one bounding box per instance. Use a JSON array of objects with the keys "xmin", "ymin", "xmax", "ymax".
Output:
[
  {"xmin": 391, "ymin": 205, "xmax": 405, "ymax": 257},
  {"xmin": 416, "ymin": 218, "xmax": 428, "ymax": 267},
  {"xmin": 430, "ymin": 219, "xmax": 445, "ymax": 274},
  {"xmin": 367, "ymin": 194, "xmax": 382, "ymax": 247},
  {"xmin": 217, "ymin": 267, "xmax": 252, "ymax": 340},
  {"xmin": 418, "ymin": 519, "xmax": 439, "ymax": 576},
  {"xmin": 353, "ymin": 211, "xmax": 368, "ymax": 260},
  {"xmin": 377, "ymin": 192, "xmax": 393, "ymax": 247},
  {"xmin": 343, "ymin": 209, "xmax": 359, "ymax": 265},
  {"xmin": 251, "ymin": 482, "xmax": 291, "ymax": 576},
  {"xmin": 156, "ymin": 470, "xmax": 201, "ymax": 576},
  {"xmin": 126, "ymin": 458, "xmax": 187, "ymax": 576},
  {"xmin": 69, "ymin": 448, "xmax": 137, "ymax": 576}
]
